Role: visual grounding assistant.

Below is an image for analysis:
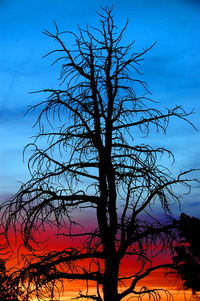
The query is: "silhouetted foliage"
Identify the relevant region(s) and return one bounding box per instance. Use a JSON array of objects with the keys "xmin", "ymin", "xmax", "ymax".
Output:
[
  {"xmin": 1, "ymin": 7, "xmax": 198, "ymax": 301},
  {"xmin": 0, "ymin": 259, "xmax": 22, "ymax": 301},
  {"xmin": 173, "ymin": 213, "xmax": 200, "ymax": 295}
]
